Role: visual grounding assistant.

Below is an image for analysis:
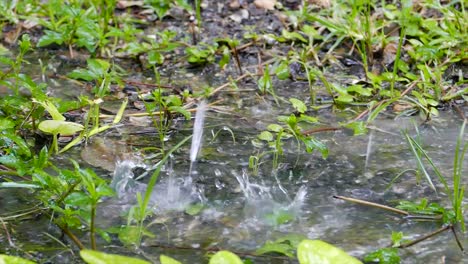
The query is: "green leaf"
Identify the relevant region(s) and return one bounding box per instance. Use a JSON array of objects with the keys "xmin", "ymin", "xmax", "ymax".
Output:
[
  {"xmin": 33, "ymin": 99, "xmax": 66, "ymax": 121},
  {"xmin": 0, "ymin": 44, "xmax": 11, "ymax": 56},
  {"xmin": 267, "ymin": 124, "xmax": 283, "ymax": 132},
  {"xmin": 273, "ymin": 210, "xmax": 295, "ymax": 224},
  {"xmin": 348, "ymin": 85, "xmax": 372, "ymax": 96},
  {"xmin": 68, "ymin": 59, "xmax": 110, "ymax": 81},
  {"xmin": 96, "ymin": 184, "xmax": 115, "ymax": 197},
  {"xmin": 64, "ymin": 192, "xmax": 92, "ymax": 207},
  {"xmin": 2, "ymin": 133, "xmax": 31, "ymax": 157},
  {"xmin": 281, "ymin": 29, "xmax": 308, "ymax": 43},
  {"xmin": 209, "ymin": 251, "xmax": 243, "ymax": 264},
  {"xmin": 219, "ymin": 46, "xmax": 231, "ymax": 69},
  {"xmin": 258, "ymin": 131, "xmax": 274, "ymax": 141},
  {"xmin": 297, "ymin": 240, "xmax": 363, "ymax": 264},
  {"xmin": 257, "ymin": 73, "xmax": 271, "ymax": 93},
  {"xmin": 148, "ymin": 50, "xmax": 164, "ymax": 65},
  {"xmin": 298, "ymin": 114, "xmax": 318, "ymax": 124},
  {"xmin": 68, "ymin": 68, "xmax": 97, "ymax": 82},
  {"xmin": 391, "ymin": 231, "xmax": 404, "ymax": 247},
  {"xmin": 336, "ymin": 94, "xmax": 354, "ymax": 104},
  {"xmin": 75, "ymin": 20, "xmax": 99, "ymax": 52},
  {"xmin": 80, "ymin": 250, "xmax": 151, "ymax": 264},
  {"xmin": 112, "ymin": 98, "xmax": 128, "ymax": 124},
  {"xmin": 185, "ymin": 203, "xmax": 204, "ymax": 215},
  {"xmin": 117, "ymin": 226, "xmax": 154, "ymax": 246},
  {"xmin": 38, "ymin": 120, "xmax": 84, "ymax": 135},
  {"xmin": 126, "ymin": 42, "xmax": 149, "ymax": 55},
  {"xmin": 302, "ymin": 137, "xmax": 328, "ymax": 158},
  {"xmin": 275, "ymin": 61, "xmax": 290, "ymax": 80},
  {"xmin": 363, "ymin": 248, "xmax": 400, "ymax": 264},
  {"xmin": 168, "ymin": 106, "xmax": 191, "ymax": 120},
  {"xmin": 88, "ymin": 59, "xmax": 110, "ymax": 77},
  {"xmin": 301, "ymin": 24, "xmax": 322, "ymax": 39},
  {"xmin": 345, "ymin": 121, "xmax": 368, "ymax": 136},
  {"xmin": 20, "ymin": 34, "xmax": 32, "ymax": 52},
  {"xmin": 0, "ymin": 154, "xmax": 19, "ymax": 169},
  {"xmin": 0, "ymin": 254, "xmax": 36, "ymax": 264},
  {"xmin": 160, "ymin": 255, "xmax": 182, "ymax": 264},
  {"xmin": 97, "ymin": 229, "xmax": 112, "ymax": 243},
  {"xmin": 256, "ymin": 241, "xmax": 295, "ymax": 258},
  {"xmin": 256, "ymin": 235, "xmax": 306, "ymax": 258},
  {"xmin": 35, "ymin": 146, "xmax": 49, "ymax": 168},
  {"xmin": 37, "ymin": 30, "xmax": 65, "ymax": 47},
  {"xmin": 289, "ymin": 98, "xmax": 307, "ymax": 113}
]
